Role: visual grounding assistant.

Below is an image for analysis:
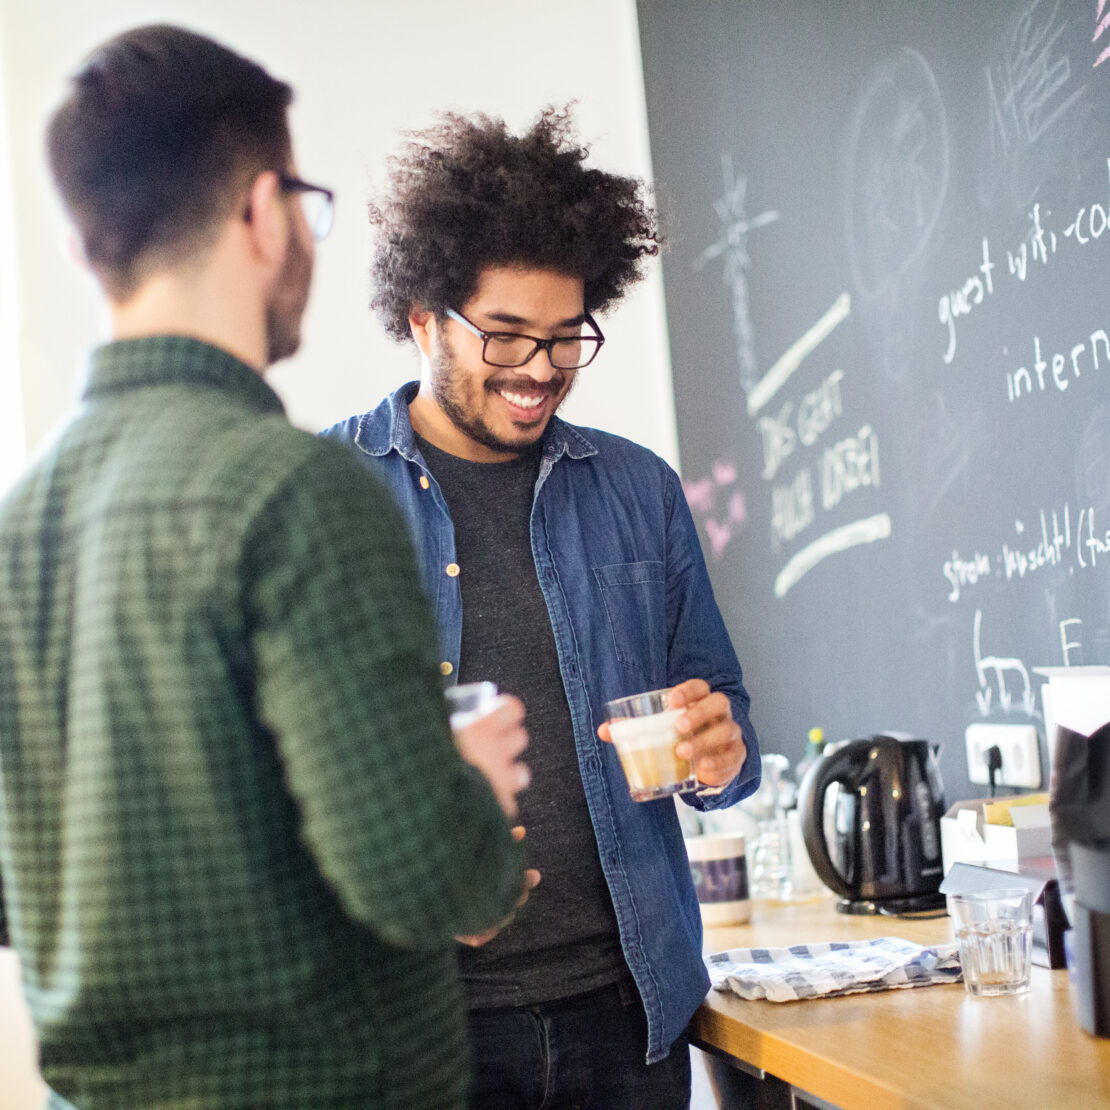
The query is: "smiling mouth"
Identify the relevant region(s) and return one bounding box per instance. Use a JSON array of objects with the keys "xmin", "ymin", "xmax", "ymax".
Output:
[{"xmin": 497, "ymin": 389, "xmax": 546, "ymax": 411}]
